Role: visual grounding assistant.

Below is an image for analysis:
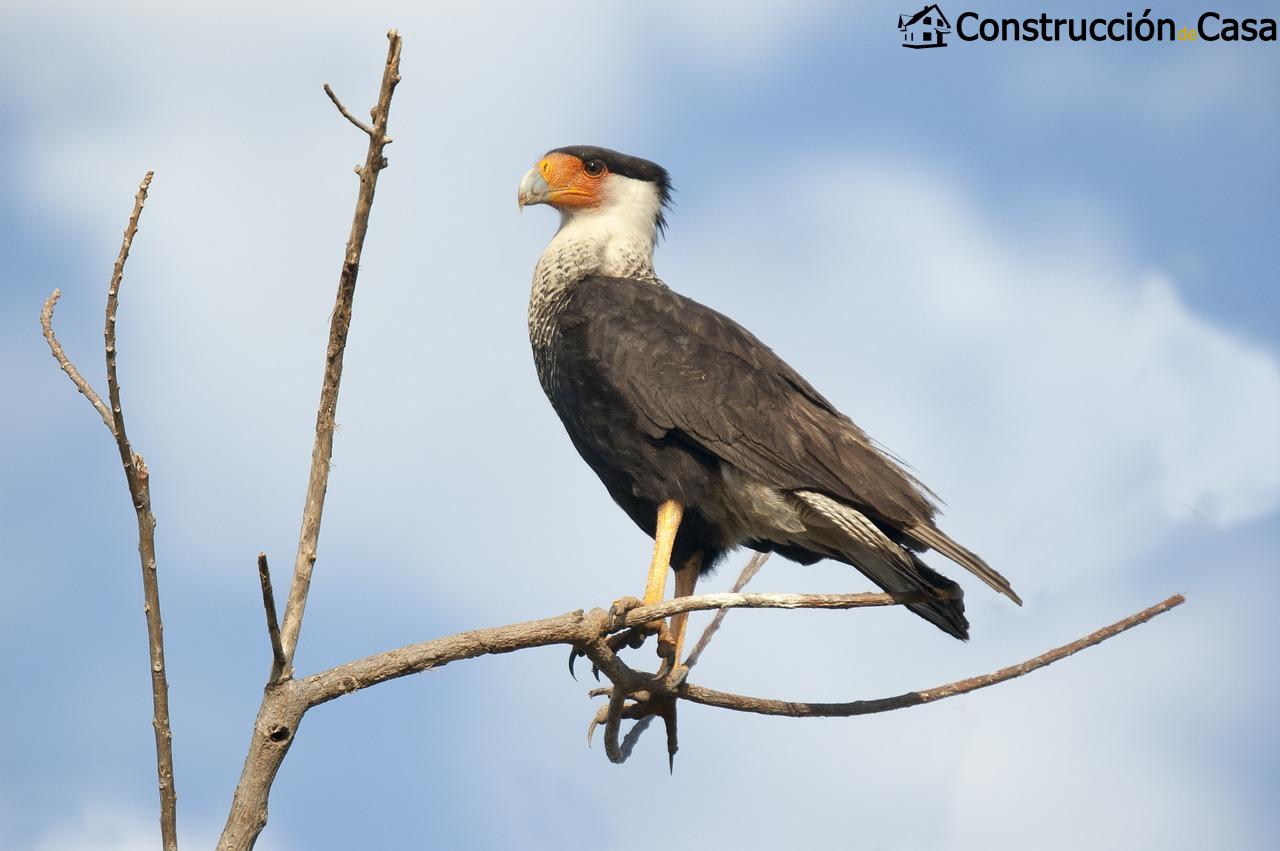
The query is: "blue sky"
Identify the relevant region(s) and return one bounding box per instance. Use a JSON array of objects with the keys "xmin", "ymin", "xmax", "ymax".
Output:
[{"xmin": 2, "ymin": 1, "xmax": 1277, "ymax": 848}]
